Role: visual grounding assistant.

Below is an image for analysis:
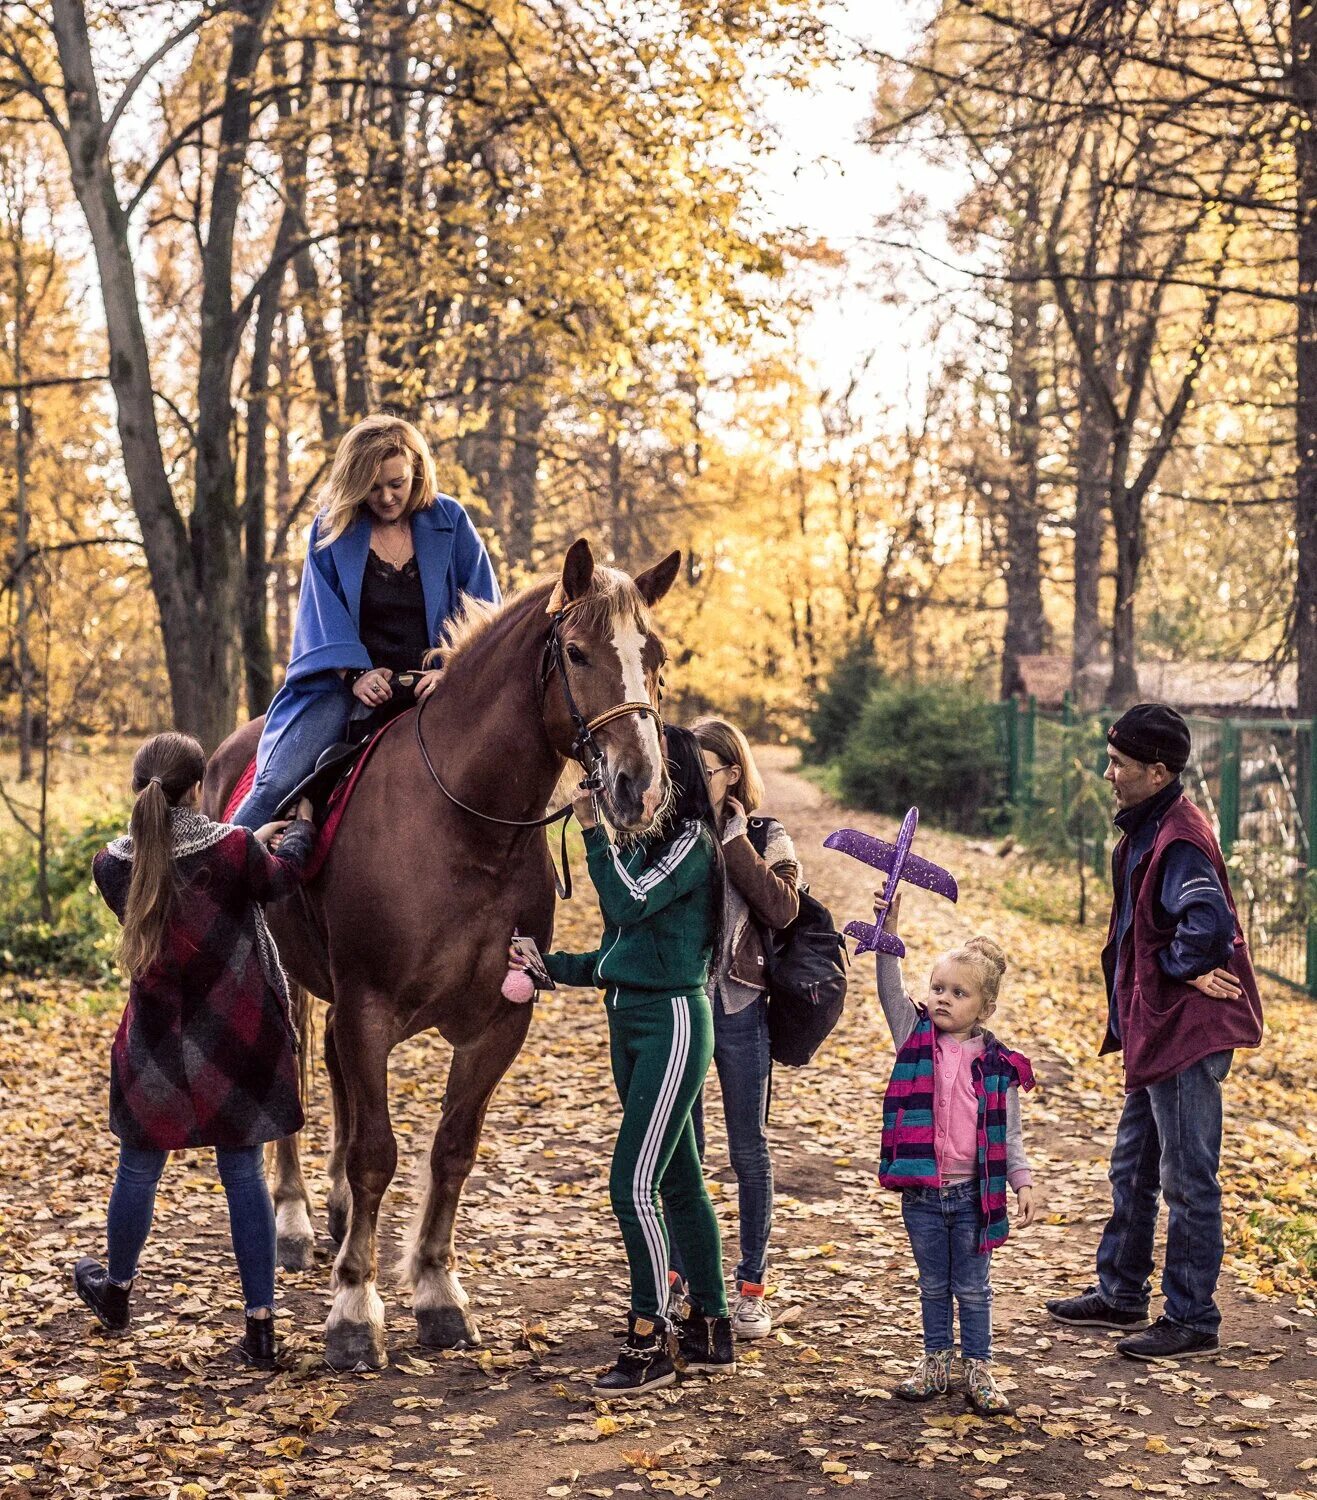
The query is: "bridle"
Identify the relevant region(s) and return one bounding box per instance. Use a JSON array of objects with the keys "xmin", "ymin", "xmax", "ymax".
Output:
[
  {"xmin": 537, "ymin": 602, "xmax": 662, "ymax": 778},
  {"xmin": 414, "ymin": 599, "xmax": 664, "ymax": 896}
]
